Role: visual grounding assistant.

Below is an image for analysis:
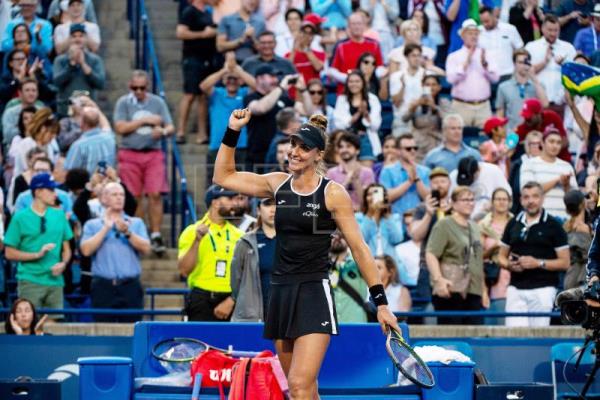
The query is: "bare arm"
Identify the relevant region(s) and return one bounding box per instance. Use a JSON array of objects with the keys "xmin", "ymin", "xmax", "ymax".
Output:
[
  {"xmin": 234, "ymin": 65, "xmax": 256, "ymax": 91},
  {"xmin": 80, "ymin": 223, "xmax": 111, "ymax": 256},
  {"xmin": 5, "ymin": 246, "xmax": 47, "ymax": 261},
  {"xmin": 216, "ymin": 33, "xmax": 243, "ymax": 53},
  {"xmin": 305, "ymin": 49, "xmax": 324, "ymax": 72},
  {"xmin": 114, "ymin": 119, "xmax": 149, "ymax": 135},
  {"xmin": 409, "ymin": 212, "xmax": 433, "ymax": 242},
  {"xmin": 176, "ymin": 24, "xmax": 216, "ymax": 40},
  {"xmin": 248, "ymin": 87, "xmax": 285, "ymax": 115},
  {"xmin": 127, "ymin": 230, "xmax": 151, "ymax": 254},
  {"xmin": 177, "ymin": 237, "xmax": 200, "ymax": 277},
  {"xmin": 61, "ymin": 240, "xmax": 71, "ymax": 264},
  {"xmin": 446, "ymin": 0, "xmax": 462, "ymax": 21},
  {"xmin": 199, "ymin": 68, "xmax": 228, "ymax": 97}
]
